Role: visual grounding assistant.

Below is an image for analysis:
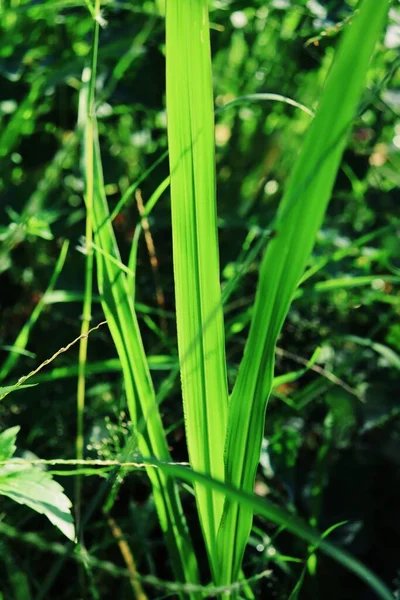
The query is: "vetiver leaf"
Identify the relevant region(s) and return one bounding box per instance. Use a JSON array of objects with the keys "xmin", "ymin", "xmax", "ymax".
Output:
[
  {"xmin": 166, "ymin": 0, "xmax": 229, "ymax": 566},
  {"xmin": 218, "ymin": 0, "xmax": 390, "ymax": 585},
  {"xmin": 78, "ymin": 66, "xmax": 200, "ymax": 593}
]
